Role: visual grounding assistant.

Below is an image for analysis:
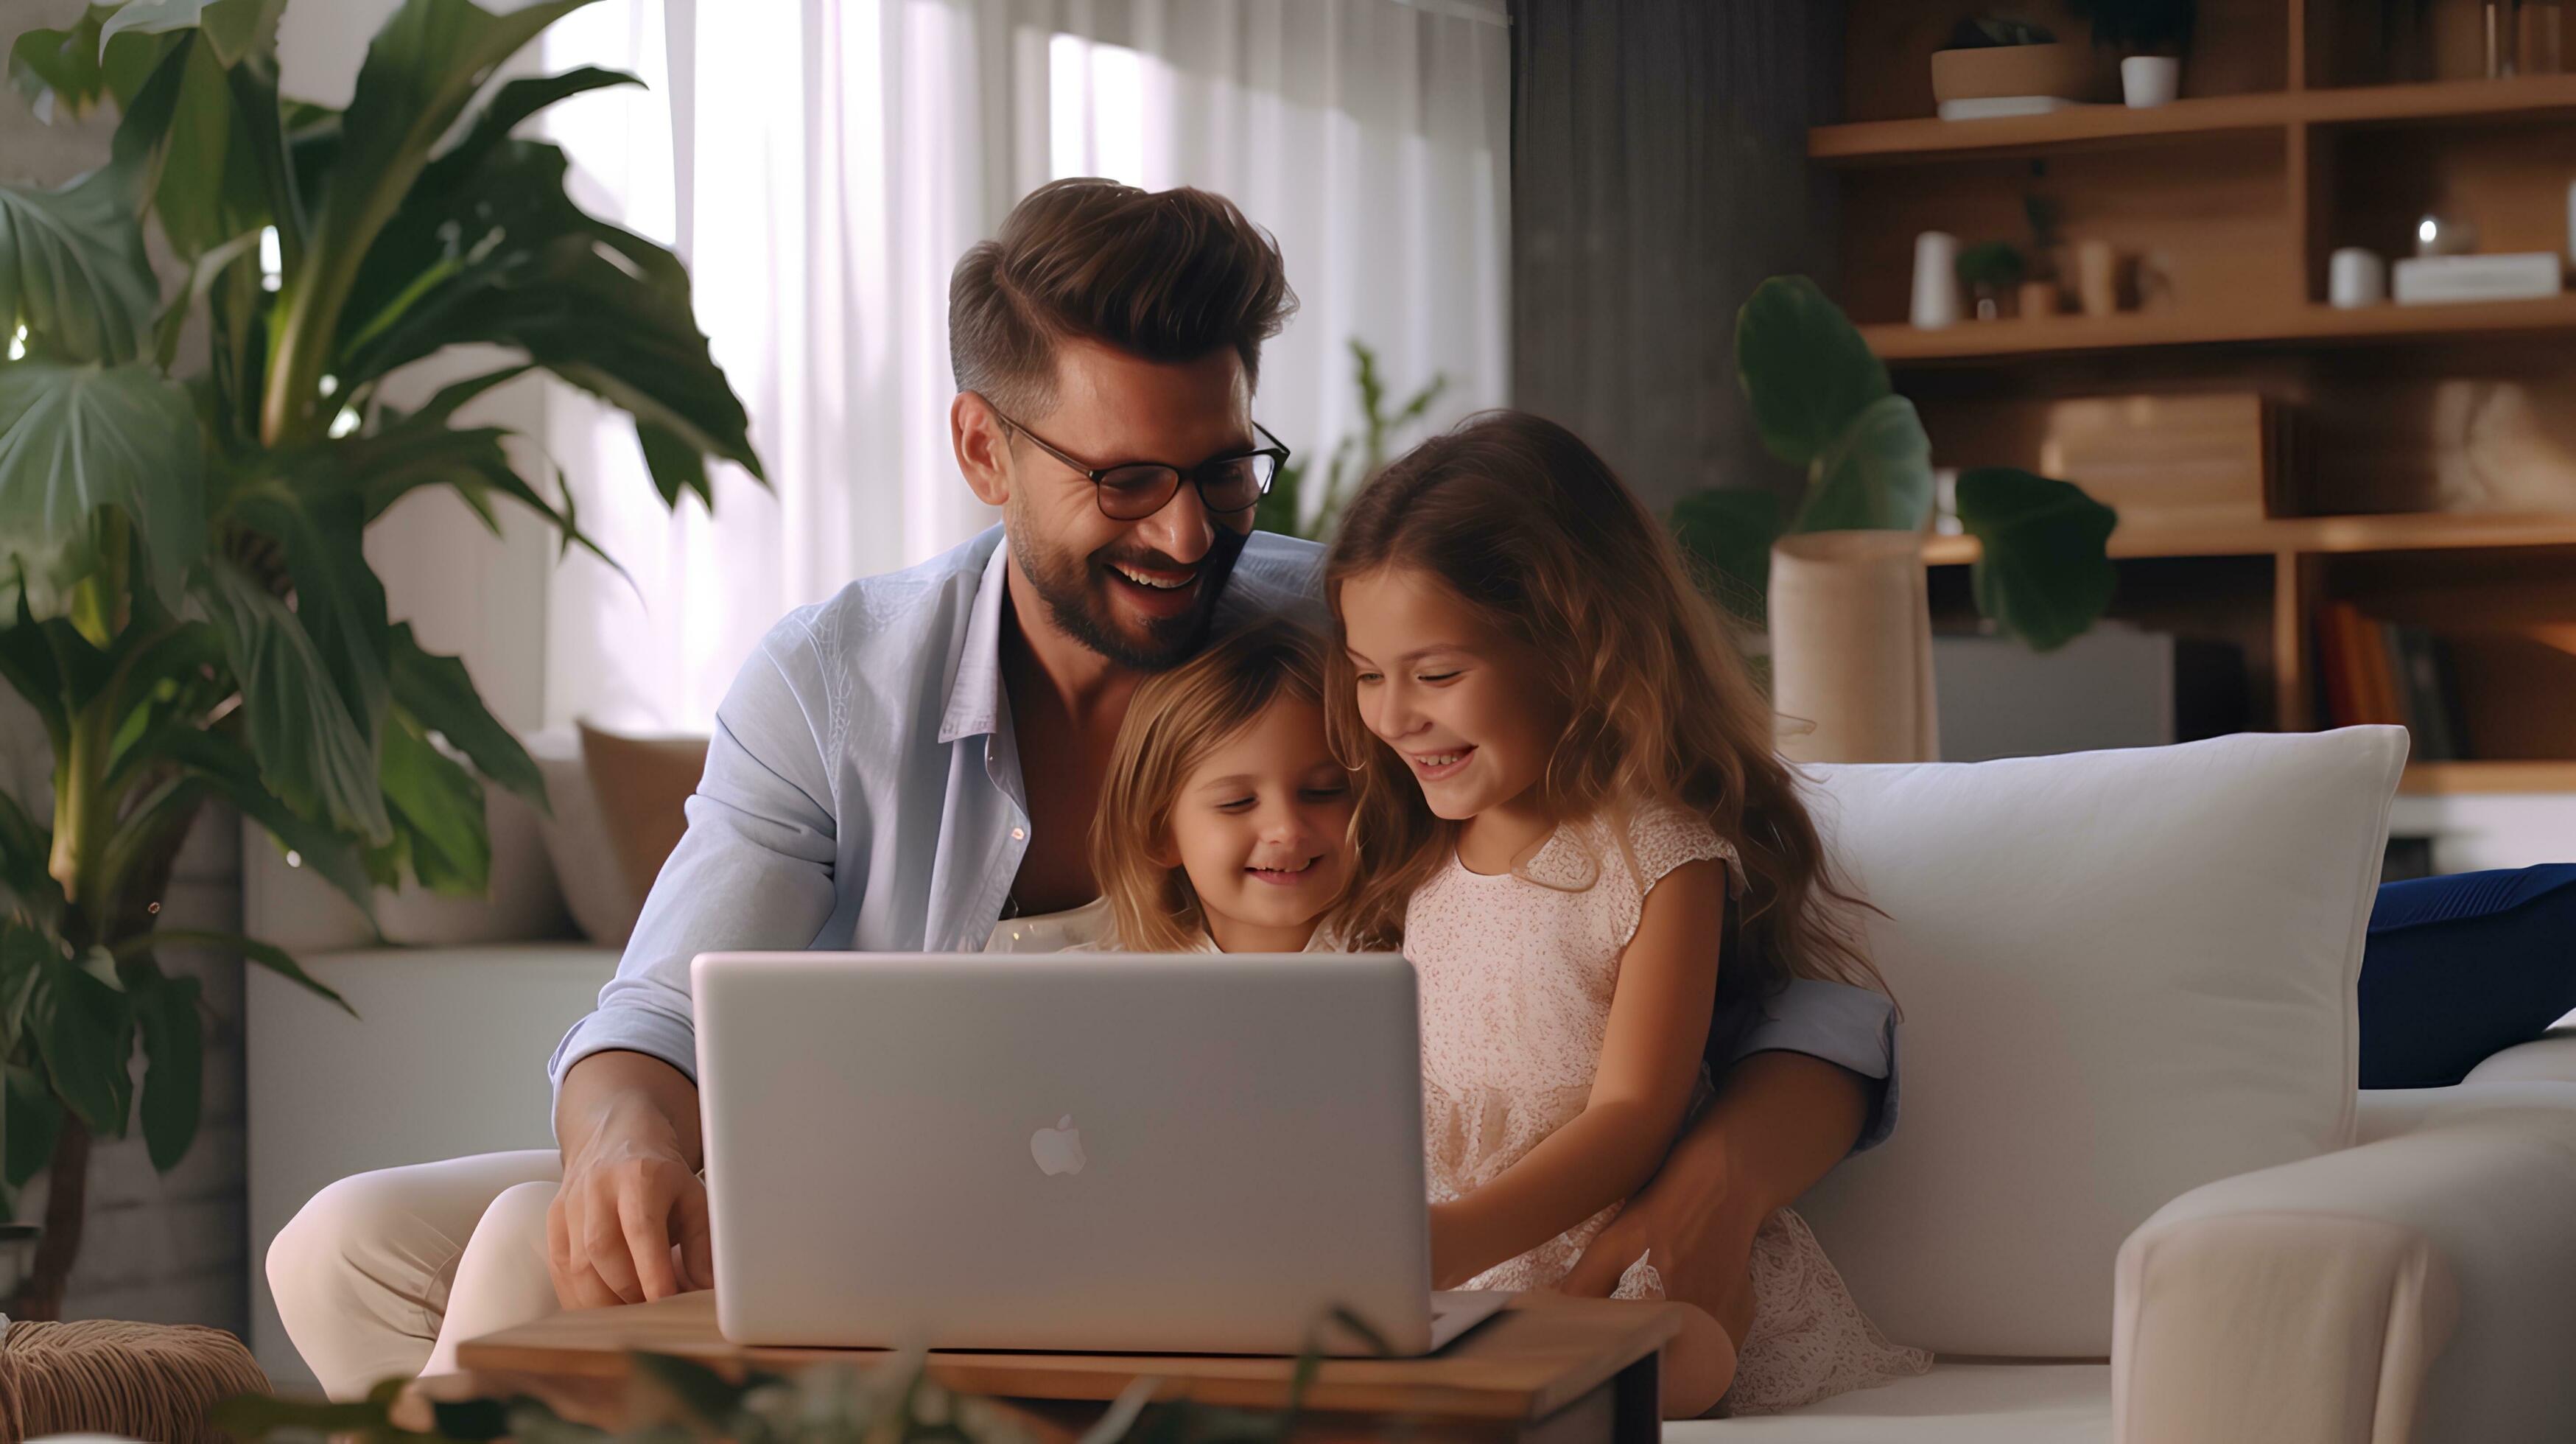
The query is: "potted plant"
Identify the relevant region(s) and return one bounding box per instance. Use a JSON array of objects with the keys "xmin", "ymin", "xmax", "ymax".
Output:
[
  {"xmin": 1672, "ymin": 278, "xmax": 2117, "ymax": 763},
  {"xmin": 2066, "ymin": 0, "xmax": 2199, "ymax": 105},
  {"xmin": 1955, "ymin": 241, "xmax": 2029, "ymax": 320},
  {"xmin": 1929, "ymin": 16, "xmax": 2100, "ymax": 114},
  {"xmin": 0, "ymin": 0, "xmax": 760, "ymax": 1317}
]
